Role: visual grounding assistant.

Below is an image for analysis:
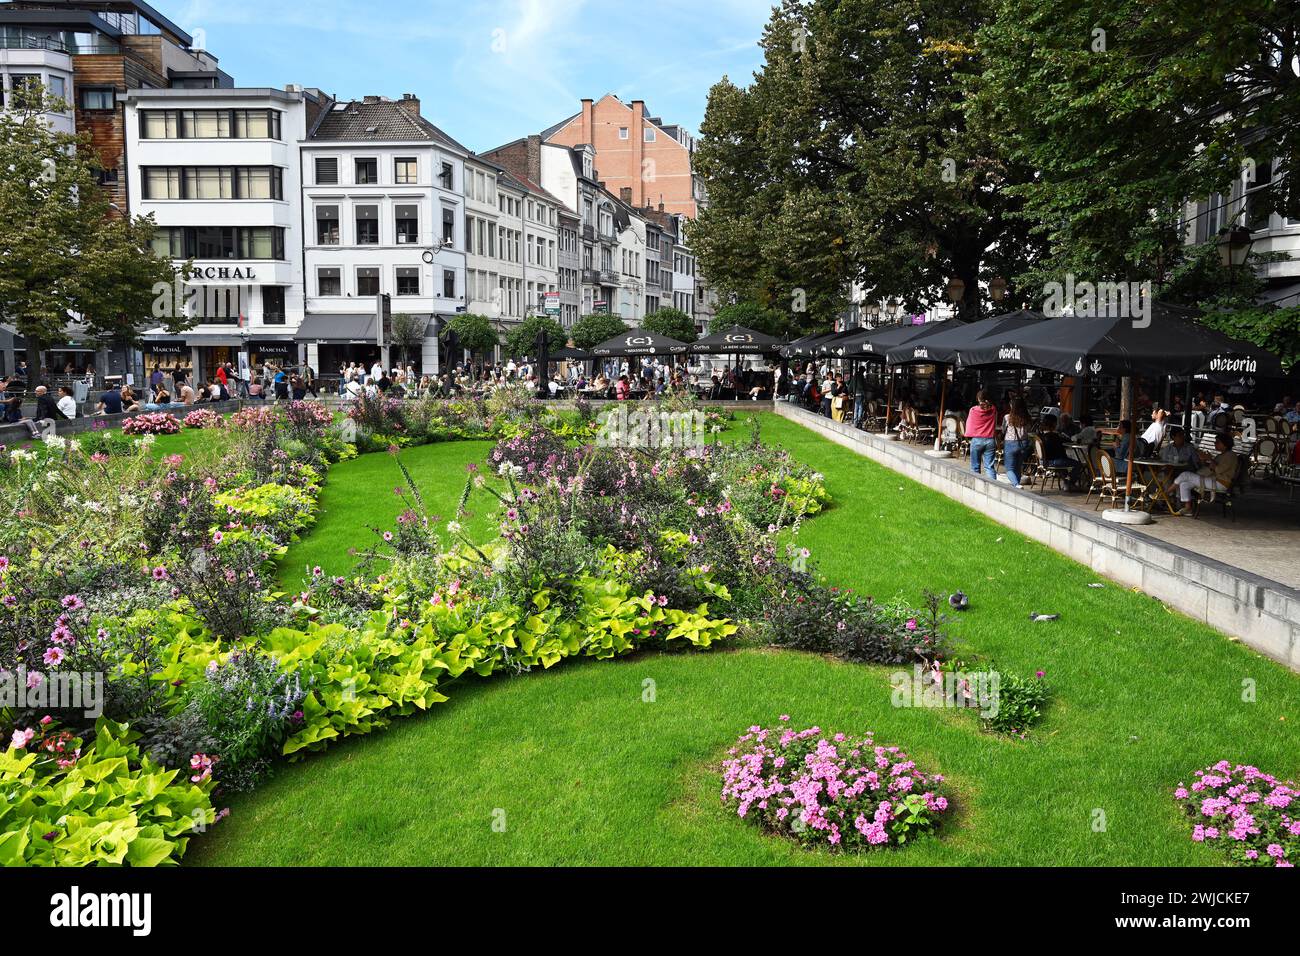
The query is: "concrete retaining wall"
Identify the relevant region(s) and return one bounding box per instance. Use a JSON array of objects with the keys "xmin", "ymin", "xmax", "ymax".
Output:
[
  {"xmin": 0, "ymin": 400, "xmax": 245, "ymax": 445},
  {"xmin": 775, "ymin": 402, "xmax": 1300, "ymax": 673}
]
